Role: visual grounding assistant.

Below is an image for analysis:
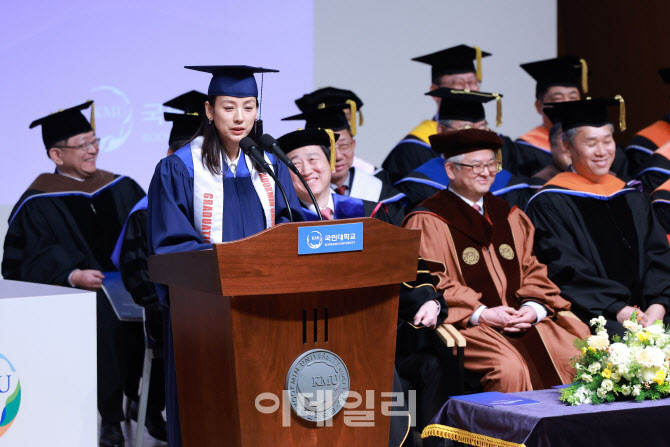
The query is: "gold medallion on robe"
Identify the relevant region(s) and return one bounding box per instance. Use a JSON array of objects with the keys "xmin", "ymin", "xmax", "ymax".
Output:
[
  {"xmin": 462, "ymin": 247, "xmax": 480, "ymax": 265},
  {"xmin": 499, "ymin": 243, "xmax": 514, "ymax": 260}
]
